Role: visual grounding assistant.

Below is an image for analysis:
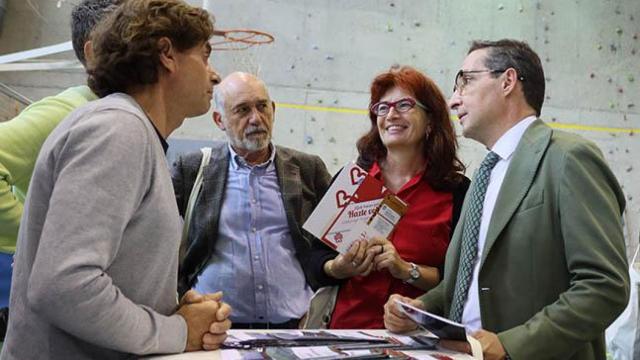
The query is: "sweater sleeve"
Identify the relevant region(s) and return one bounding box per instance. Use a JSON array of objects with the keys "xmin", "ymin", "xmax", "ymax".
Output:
[{"xmin": 26, "ymin": 110, "xmax": 187, "ymax": 355}]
